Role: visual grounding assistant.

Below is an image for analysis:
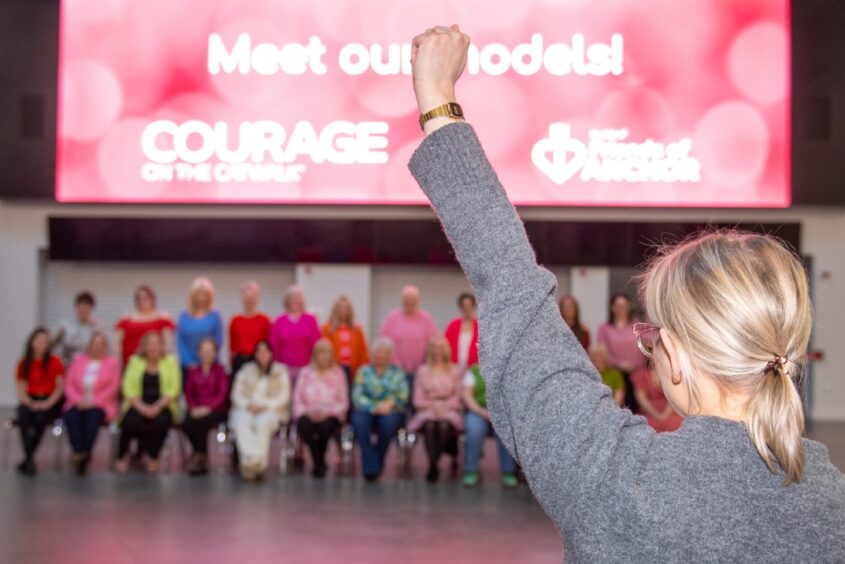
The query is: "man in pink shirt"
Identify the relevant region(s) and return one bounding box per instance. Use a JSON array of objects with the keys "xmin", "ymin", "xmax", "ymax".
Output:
[{"xmin": 379, "ymin": 285, "xmax": 438, "ymax": 405}]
